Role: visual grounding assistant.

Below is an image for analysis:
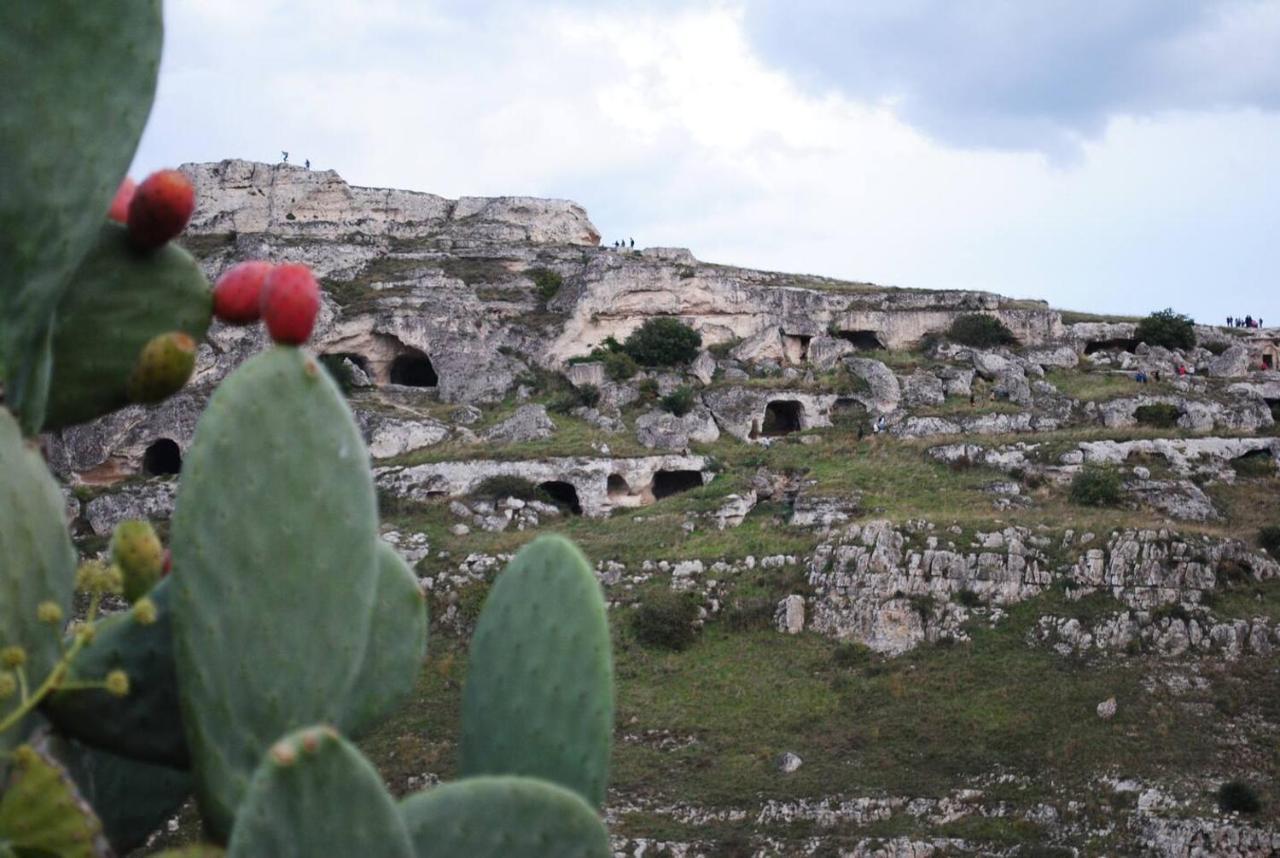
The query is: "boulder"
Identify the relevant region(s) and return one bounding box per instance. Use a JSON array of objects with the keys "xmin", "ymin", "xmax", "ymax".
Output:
[
  {"xmin": 842, "ymin": 357, "xmax": 901, "ymax": 413},
  {"xmin": 1208, "ymin": 344, "xmax": 1251, "ymax": 378},
  {"xmin": 901, "ymin": 370, "xmax": 946, "ymax": 407},
  {"xmin": 807, "ymin": 336, "xmax": 855, "ymax": 371},
  {"xmin": 689, "ymin": 350, "xmax": 717, "ymax": 386},
  {"xmin": 634, "ymin": 406, "xmax": 720, "ymax": 450},
  {"xmin": 481, "ymin": 404, "xmax": 556, "ymax": 444}
]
